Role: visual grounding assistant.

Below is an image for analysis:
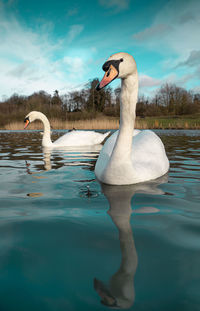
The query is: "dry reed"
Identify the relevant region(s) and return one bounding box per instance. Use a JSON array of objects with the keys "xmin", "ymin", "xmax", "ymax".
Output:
[
  {"xmin": 3, "ymin": 118, "xmax": 120, "ymax": 130},
  {"xmin": 3, "ymin": 117, "xmax": 200, "ymax": 130}
]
